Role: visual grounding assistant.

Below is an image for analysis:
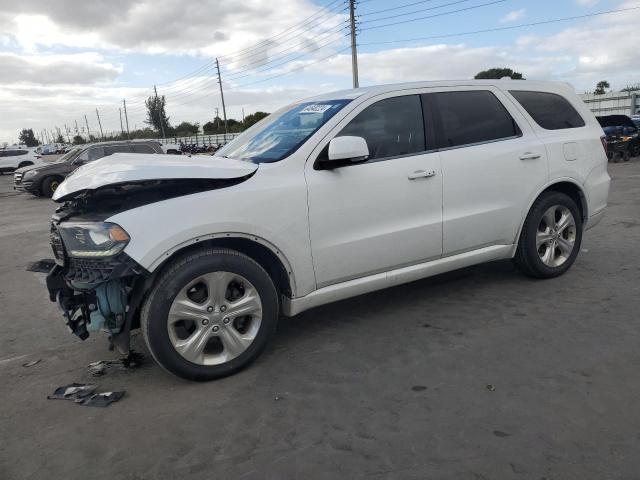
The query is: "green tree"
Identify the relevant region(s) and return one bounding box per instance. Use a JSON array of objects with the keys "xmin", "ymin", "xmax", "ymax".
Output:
[
  {"xmin": 145, "ymin": 94, "xmax": 171, "ymax": 133},
  {"xmin": 54, "ymin": 133, "xmax": 65, "ymax": 144},
  {"xmin": 243, "ymin": 111, "xmax": 269, "ymax": 129},
  {"xmin": 621, "ymin": 83, "xmax": 640, "ymax": 93},
  {"xmin": 72, "ymin": 135, "xmax": 86, "ymax": 145},
  {"xmin": 594, "ymin": 80, "xmax": 610, "ymax": 95},
  {"xmin": 474, "ymin": 68, "xmax": 524, "ymax": 80},
  {"xmin": 18, "ymin": 128, "xmax": 39, "ymax": 147},
  {"xmin": 172, "ymin": 121, "xmax": 200, "ymax": 136}
]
